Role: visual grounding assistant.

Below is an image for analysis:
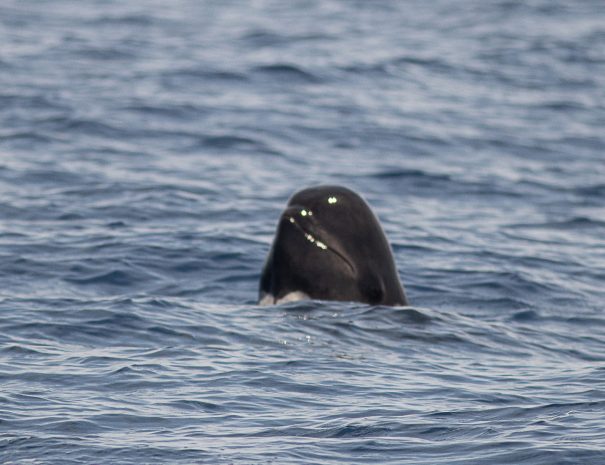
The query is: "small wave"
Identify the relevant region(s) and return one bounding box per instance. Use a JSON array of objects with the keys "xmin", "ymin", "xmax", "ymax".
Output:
[
  {"xmin": 15, "ymin": 168, "xmax": 86, "ymax": 186},
  {"xmin": 70, "ymin": 45, "xmax": 137, "ymax": 61},
  {"xmin": 88, "ymin": 14, "xmax": 154, "ymax": 26},
  {"xmin": 511, "ymin": 309, "xmax": 540, "ymax": 322},
  {"xmin": 164, "ymin": 399, "xmax": 223, "ymax": 413},
  {"xmin": 341, "ymin": 54, "xmax": 457, "ymax": 78},
  {"xmin": 391, "ymin": 55, "xmax": 458, "ymax": 74},
  {"xmin": 119, "ymin": 102, "xmax": 204, "ymax": 120},
  {"xmin": 64, "ymin": 269, "xmax": 149, "ymax": 287},
  {"xmin": 508, "ymin": 216, "xmax": 605, "ymax": 230},
  {"xmin": 536, "ymin": 100, "xmax": 587, "ymax": 111},
  {"xmin": 573, "ymin": 183, "xmax": 605, "ymax": 197},
  {"xmin": 0, "ymin": 93, "xmax": 69, "ymax": 112},
  {"xmin": 0, "ymin": 344, "xmax": 45, "ymax": 356},
  {"xmin": 511, "ymin": 309, "xmax": 605, "ymax": 329},
  {"xmin": 39, "ymin": 116, "xmax": 130, "ymax": 139},
  {"xmin": 160, "ymin": 67, "xmax": 247, "ymax": 86},
  {"xmin": 41, "ymin": 419, "xmax": 107, "ymax": 434},
  {"xmin": 252, "ymin": 64, "xmax": 320, "ymax": 83},
  {"xmin": 369, "ymin": 168, "xmax": 450, "ymax": 181},
  {"xmin": 0, "ymin": 130, "xmax": 57, "ymax": 144},
  {"xmin": 242, "ymin": 30, "xmax": 332, "ymax": 48},
  {"xmin": 200, "ymin": 134, "xmax": 267, "ymax": 150},
  {"xmin": 310, "ymin": 422, "xmax": 400, "ymax": 439},
  {"xmin": 356, "ymin": 305, "xmax": 435, "ymax": 326},
  {"xmin": 269, "ymin": 301, "xmax": 497, "ymax": 352}
]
